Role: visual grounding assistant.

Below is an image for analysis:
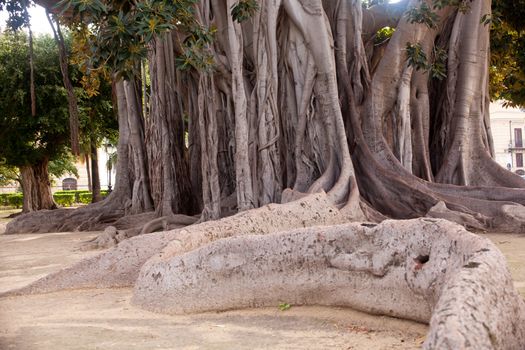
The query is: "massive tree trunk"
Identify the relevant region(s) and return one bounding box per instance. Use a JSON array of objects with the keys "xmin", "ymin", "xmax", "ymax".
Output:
[
  {"xmin": 8, "ymin": 0, "xmax": 525, "ymax": 345},
  {"xmin": 14, "ymin": 0, "xmax": 525, "ymax": 234},
  {"xmin": 146, "ymin": 33, "xmax": 197, "ymax": 217},
  {"xmin": 19, "ymin": 158, "xmax": 57, "ymax": 213}
]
